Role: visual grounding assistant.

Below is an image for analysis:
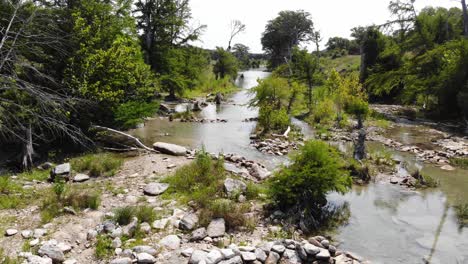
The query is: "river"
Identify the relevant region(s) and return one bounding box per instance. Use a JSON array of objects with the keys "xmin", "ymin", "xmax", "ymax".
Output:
[{"xmin": 130, "ymin": 69, "xmax": 468, "ymax": 264}]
